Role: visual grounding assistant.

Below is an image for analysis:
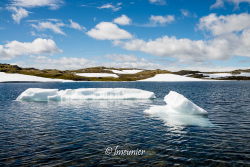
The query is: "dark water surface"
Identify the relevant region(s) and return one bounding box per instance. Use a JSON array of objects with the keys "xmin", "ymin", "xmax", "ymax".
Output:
[{"xmin": 0, "ymin": 81, "xmax": 250, "ymax": 166}]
